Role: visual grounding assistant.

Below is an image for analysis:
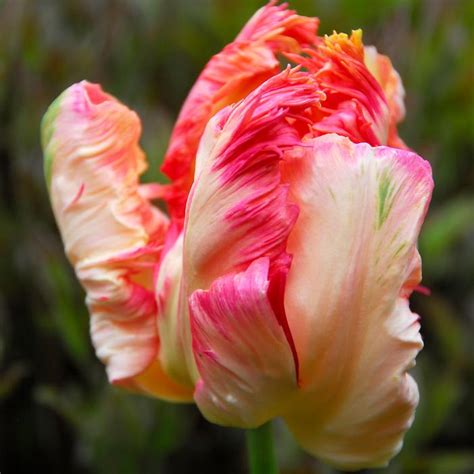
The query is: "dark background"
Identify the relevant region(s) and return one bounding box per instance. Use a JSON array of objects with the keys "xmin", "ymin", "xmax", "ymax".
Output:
[{"xmin": 0, "ymin": 0, "xmax": 473, "ymax": 473}]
